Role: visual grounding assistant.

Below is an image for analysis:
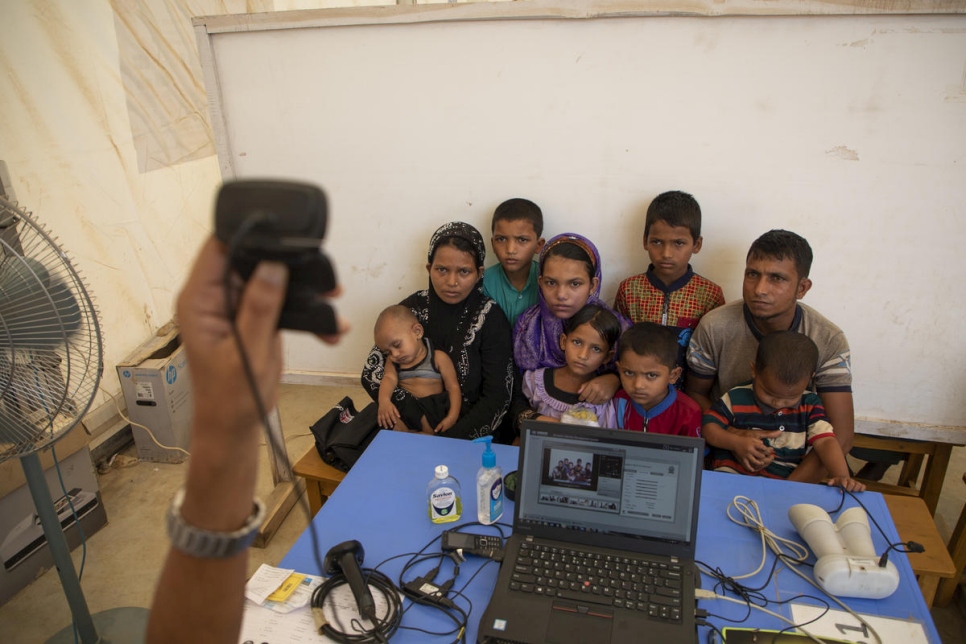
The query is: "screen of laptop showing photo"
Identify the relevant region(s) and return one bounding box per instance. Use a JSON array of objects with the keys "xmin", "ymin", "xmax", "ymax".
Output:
[{"xmin": 517, "ymin": 425, "xmax": 701, "ymax": 545}]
